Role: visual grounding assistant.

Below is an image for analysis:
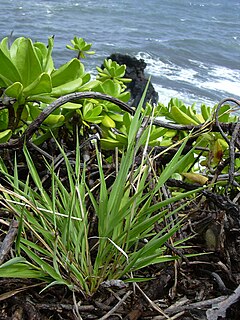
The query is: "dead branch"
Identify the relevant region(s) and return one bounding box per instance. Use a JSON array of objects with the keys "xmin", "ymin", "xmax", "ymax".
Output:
[
  {"xmin": 206, "ymin": 283, "xmax": 240, "ymax": 320},
  {"xmin": 98, "ymin": 290, "xmax": 132, "ymax": 320},
  {"xmin": 0, "ymin": 219, "xmax": 19, "ymax": 265},
  {"xmin": 215, "ymin": 97, "xmax": 240, "ymax": 145},
  {"xmin": 0, "ymin": 93, "xmax": 239, "ymax": 150},
  {"xmin": 0, "ymin": 92, "xmax": 133, "ymax": 150}
]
